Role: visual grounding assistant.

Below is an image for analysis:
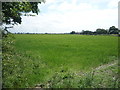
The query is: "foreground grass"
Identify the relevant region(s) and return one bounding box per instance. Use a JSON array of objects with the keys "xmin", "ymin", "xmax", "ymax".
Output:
[
  {"xmin": 38, "ymin": 60, "xmax": 119, "ymax": 88},
  {"xmin": 3, "ymin": 34, "xmax": 118, "ymax": 88}
]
